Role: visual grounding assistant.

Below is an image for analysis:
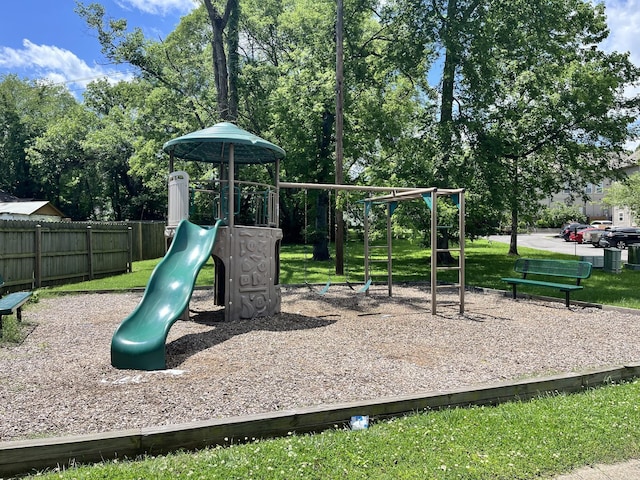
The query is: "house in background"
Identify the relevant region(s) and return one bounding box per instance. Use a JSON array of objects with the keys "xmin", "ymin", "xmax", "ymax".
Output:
[
  {"xmin": 0, "ymin": 200, "xmax": 65, "ymax": 222},
  {"xmin": 541, "ymin": 150, "xmax": 640, "ymax": 227},
  {"xmin": 609, "ymin": 150, "xmax": 640, "ymax": 227}
]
